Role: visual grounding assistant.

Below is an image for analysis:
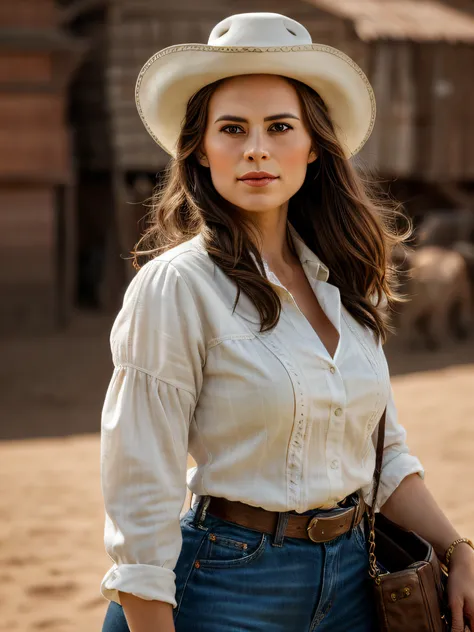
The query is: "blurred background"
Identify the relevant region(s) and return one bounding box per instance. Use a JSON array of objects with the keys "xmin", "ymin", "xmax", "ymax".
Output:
[{"xmin": 0, "ymin": 0, "xmax": 474, "ymax": 630}]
